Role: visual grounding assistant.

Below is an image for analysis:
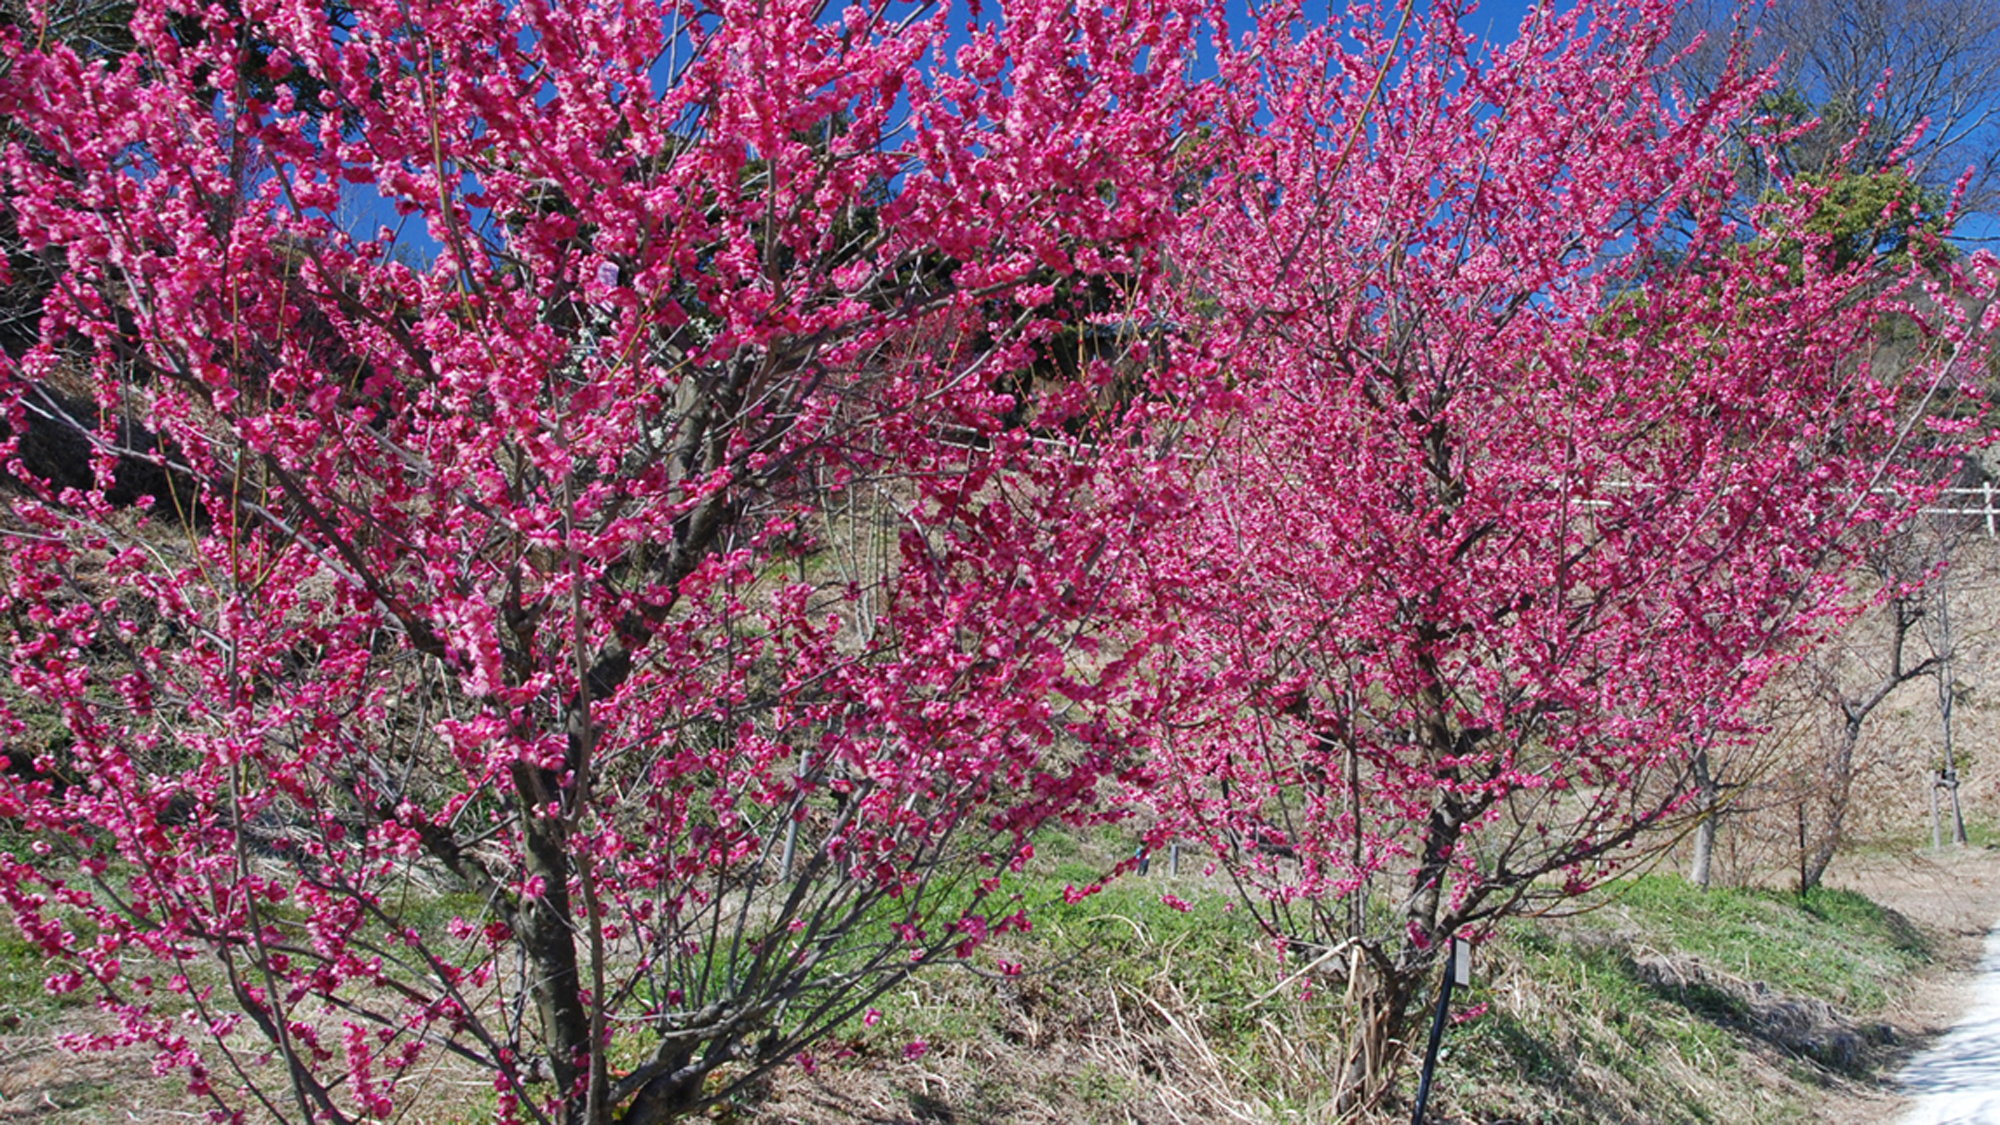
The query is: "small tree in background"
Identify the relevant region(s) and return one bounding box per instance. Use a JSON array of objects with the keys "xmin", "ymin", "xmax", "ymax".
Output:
[
  {"xmin": 1135, "ymin": 0, "xmax": 1999, "ymax": 1108},
  {"xmin": 1784, "ymin": 525, "xmax": 1948, "ymax": 892}
]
